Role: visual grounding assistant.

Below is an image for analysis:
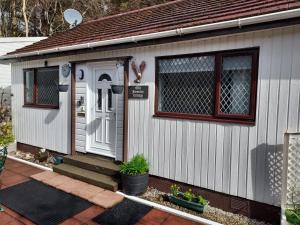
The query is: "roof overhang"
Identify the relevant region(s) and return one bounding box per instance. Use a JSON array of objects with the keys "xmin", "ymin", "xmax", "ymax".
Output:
[{"xmin": 1, "ymin": 8, "xmax": 300, "ymax": 63}]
